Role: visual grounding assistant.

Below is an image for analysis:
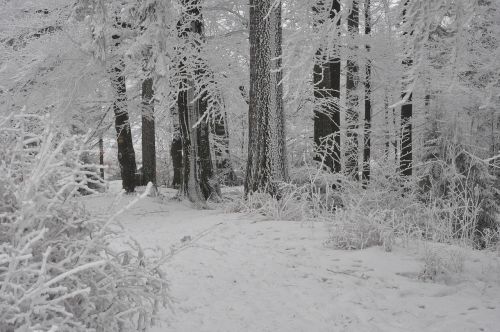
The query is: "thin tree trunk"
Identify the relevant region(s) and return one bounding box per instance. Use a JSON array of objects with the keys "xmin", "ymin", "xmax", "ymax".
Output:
[
  {"xmin": 346, "ymin": 1, "xmax": 360, "ymax": 180},
  {"xmin": 141, "ymin": 76, "xmax": 156, "ymax": 186},
  {"xmin": 239, "ymin": 85, "xmax": 249, "ymax": 161},
  {"xmin": 212, "ymin": 109, "xmax": 237, "ymax": 185},
  {"xmin": 245, "ymin": 0, "xmax": 288, "ymax": 195},
  {"xmin": 384, "ymin": 93, "xmax": 390, "ymax": 159},
  {"xmin": 110, "ymin": 57, "xmax": 137, "ymax": 193},
  {"xmin": 400, "ymin": 99, "xmax": 413, "ymax": 176},
  {"xmin": 393, "ymin": 105, "xmax": 398, "ymax": 164},
  {"xmin": 313, "ymin": 0, "xmax": 341, "ymax": 174},
  {"xmin": 362, "ymin": 0, "xmax": 371, "ymax": 187},
  {"xmin": 400, "ymin": 0, "xmax": 413, "ymax": 177},
  {"xmin": 170, "ymin": 106, "xmax": 183, "ymax": 189},
  {"xmin": 99, "ymin": 136, "xmax": 105, "ymax": 180},
  {"xmin": 422, "ymin": 90, "xmax": 438, "ymax": 161}
]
